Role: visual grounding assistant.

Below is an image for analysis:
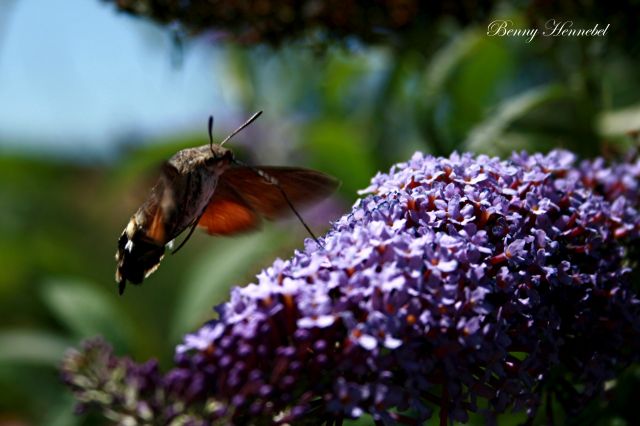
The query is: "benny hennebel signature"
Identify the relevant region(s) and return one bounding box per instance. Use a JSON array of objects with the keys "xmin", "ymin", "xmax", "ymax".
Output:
[{"xmin": 487, "ymin": 19, "xmax": 610, "ymax": 43}]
